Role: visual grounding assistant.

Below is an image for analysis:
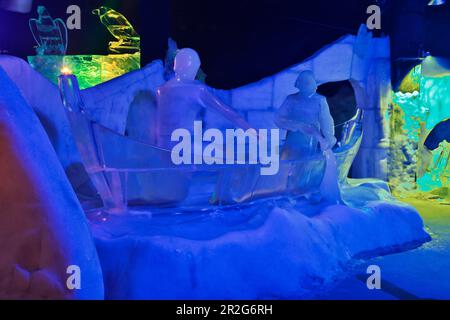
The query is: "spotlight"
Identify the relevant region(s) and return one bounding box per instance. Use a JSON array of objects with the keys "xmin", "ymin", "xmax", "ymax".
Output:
[
  {"xmin": 60, "ymin": 66, "xmax": 73, "ymax": 75},
  {"xmin": 428, "ymin": 0, "xmax": 446, "ymax": 6},
  {"xmin": 0, "ymin": 0, "xmax": 33, "ymax": 13}
]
